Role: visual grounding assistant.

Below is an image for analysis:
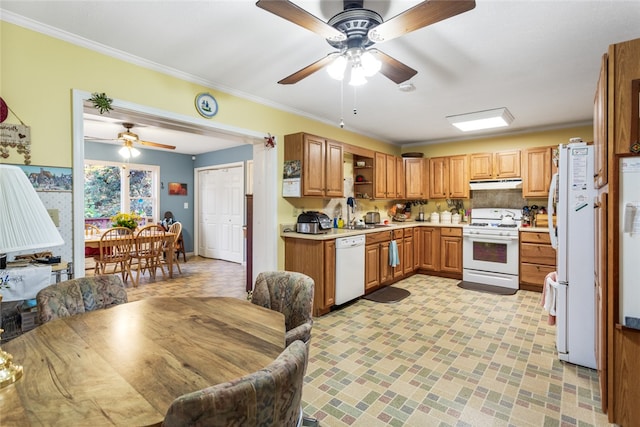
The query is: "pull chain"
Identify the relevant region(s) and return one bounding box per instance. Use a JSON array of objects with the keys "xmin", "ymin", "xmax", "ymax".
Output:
[{"xmin": 339, "ymin": 79, "xmax": 345, "ymax": 128}]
